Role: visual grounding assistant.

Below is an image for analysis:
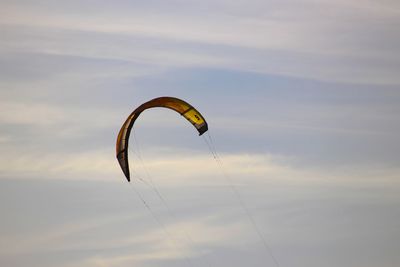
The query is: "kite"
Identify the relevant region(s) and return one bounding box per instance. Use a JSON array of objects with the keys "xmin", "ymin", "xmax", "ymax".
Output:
[{"xmin": 116, "ymin": 96, "xmax": 208, "ymax": 181}]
